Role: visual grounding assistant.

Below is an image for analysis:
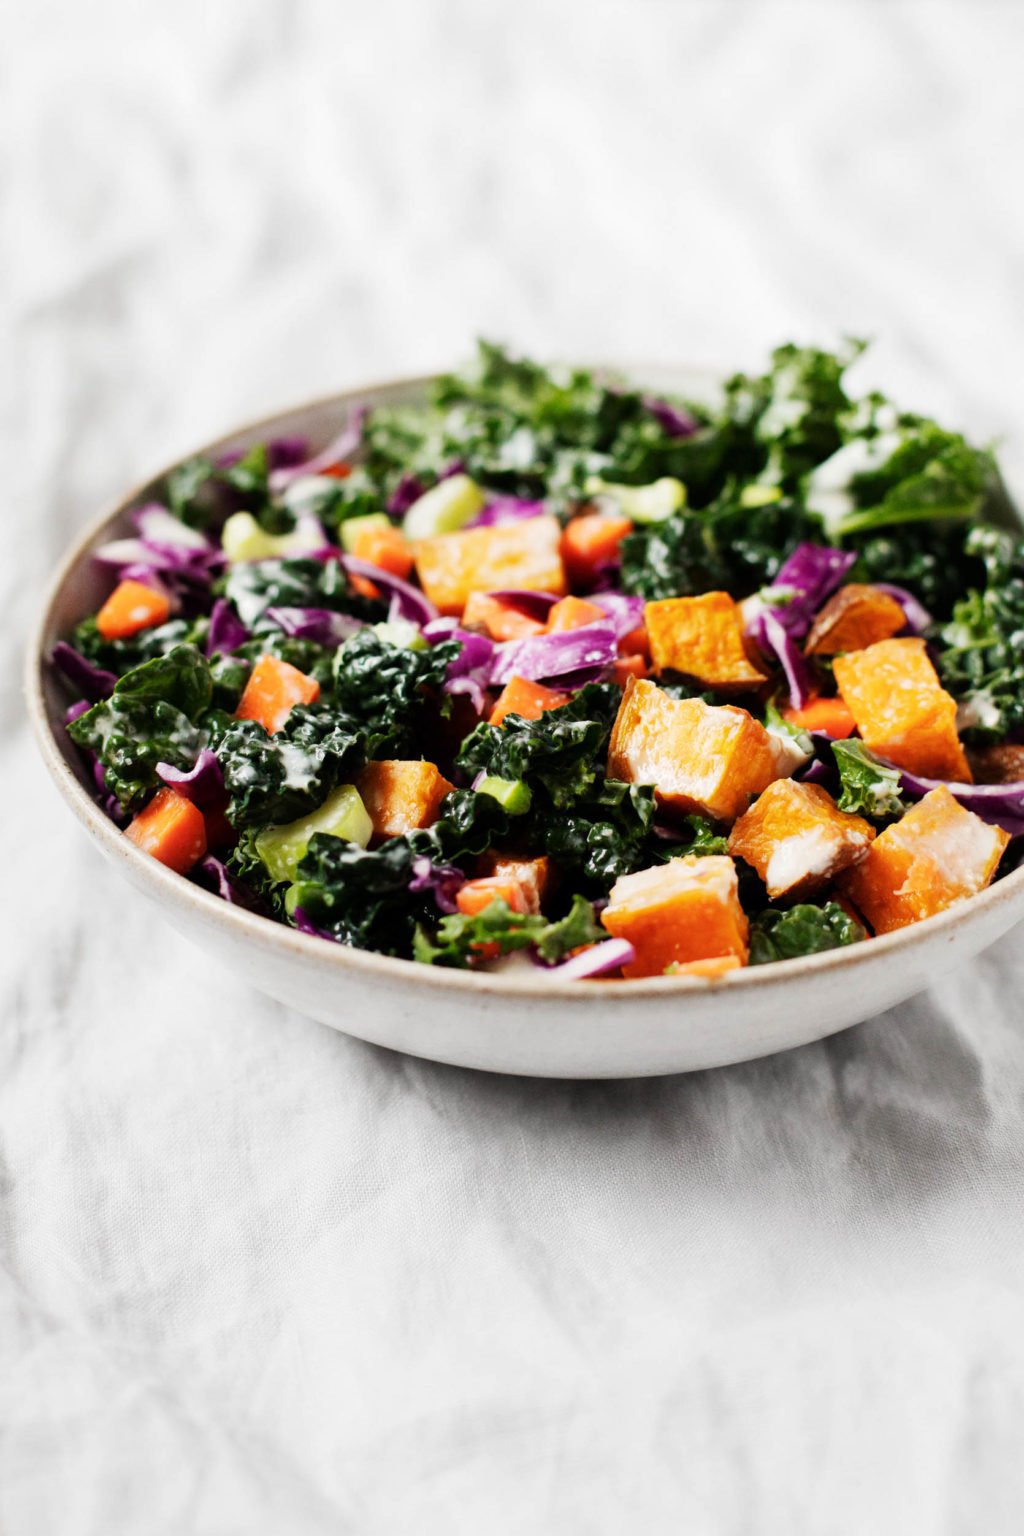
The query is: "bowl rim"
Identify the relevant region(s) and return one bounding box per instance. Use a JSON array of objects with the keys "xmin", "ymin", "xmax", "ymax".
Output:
[{"xmin": 25, "ymin": 369, "xmax": 1024, "ymax": 1001}]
